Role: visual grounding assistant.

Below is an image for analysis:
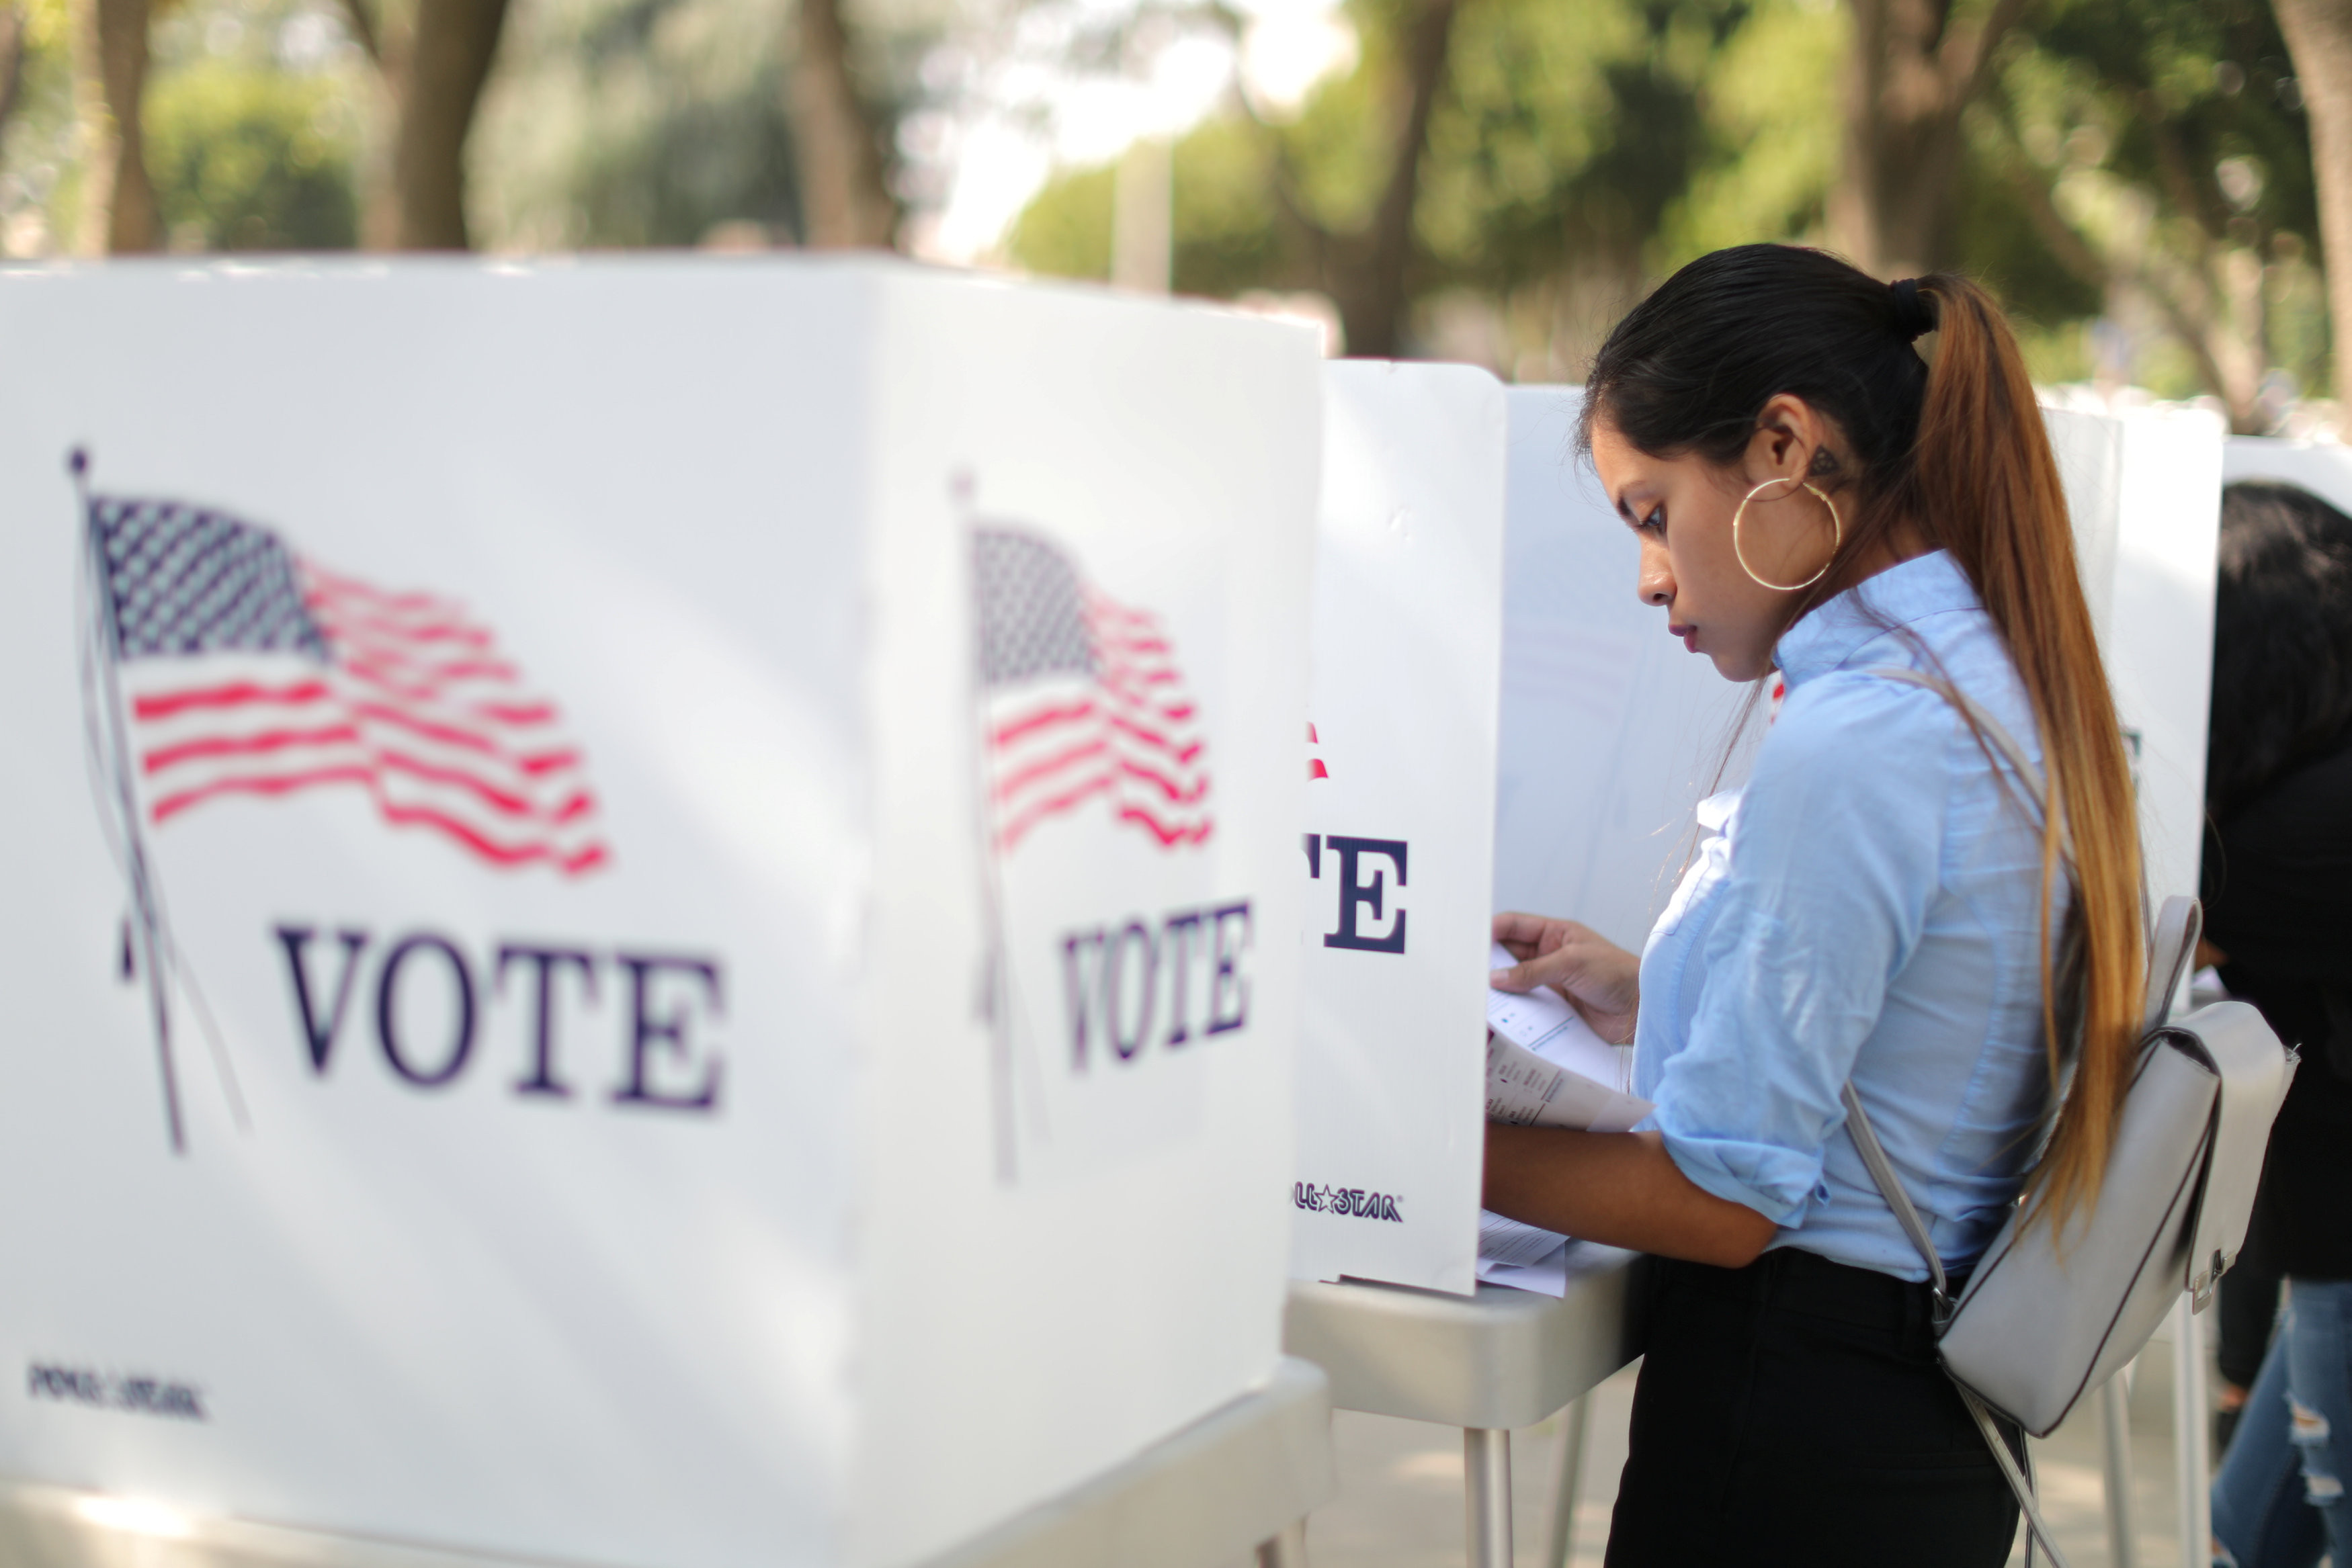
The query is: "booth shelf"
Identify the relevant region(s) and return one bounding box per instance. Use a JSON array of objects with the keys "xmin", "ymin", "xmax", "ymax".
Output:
[
  {"xmin": 1283, "ymin": 1242, "xmax": 1643, "ymax": 1568},
  {"xmin": 0, "ymin": 1357, "xmax": 1335, "ymax": 1568}
]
